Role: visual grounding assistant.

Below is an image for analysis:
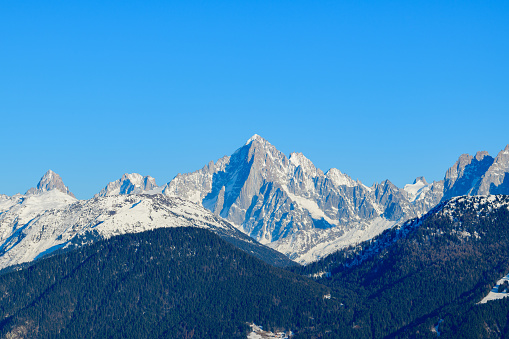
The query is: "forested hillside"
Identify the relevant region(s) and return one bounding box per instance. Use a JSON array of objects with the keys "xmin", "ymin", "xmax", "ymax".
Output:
[{"xmin": 0, "ymin": 227, "xmax": 349, "ymax": 338}]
